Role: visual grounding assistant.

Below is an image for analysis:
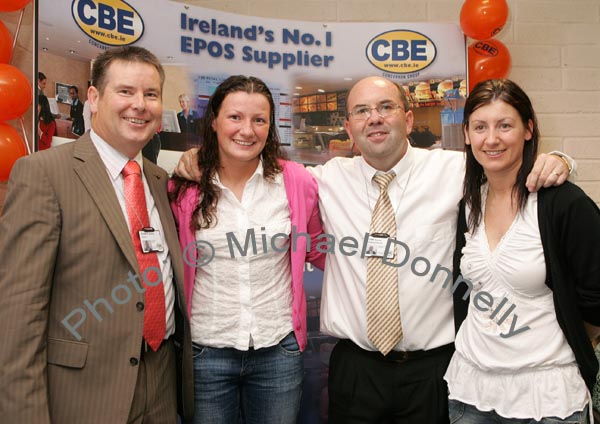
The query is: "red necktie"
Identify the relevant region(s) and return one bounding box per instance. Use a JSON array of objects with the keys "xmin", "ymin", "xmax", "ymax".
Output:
[{"xmin": 122, "ymin": 160, "xmax": 166, "ymax": 351}]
